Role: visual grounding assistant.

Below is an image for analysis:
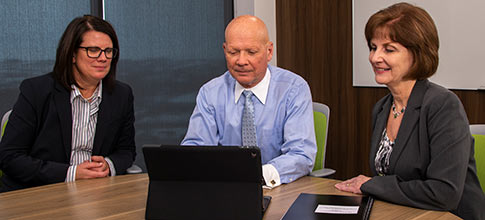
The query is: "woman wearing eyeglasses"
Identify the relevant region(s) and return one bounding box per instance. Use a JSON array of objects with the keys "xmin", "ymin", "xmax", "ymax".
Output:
[{"xmin": 0, "ymin": 15, "xmax": 135, "ymax": 192}]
